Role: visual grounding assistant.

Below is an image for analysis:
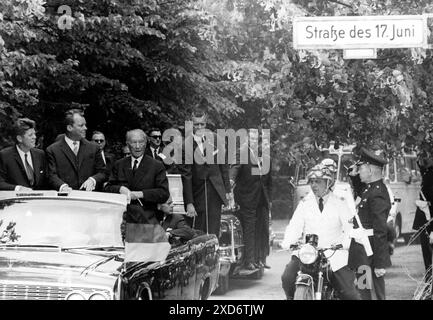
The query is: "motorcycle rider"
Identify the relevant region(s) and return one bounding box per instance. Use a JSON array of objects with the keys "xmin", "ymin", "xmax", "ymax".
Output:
[{"xmin": 281, "ymin": 164, "xmax": 360, "ymax": 300}]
